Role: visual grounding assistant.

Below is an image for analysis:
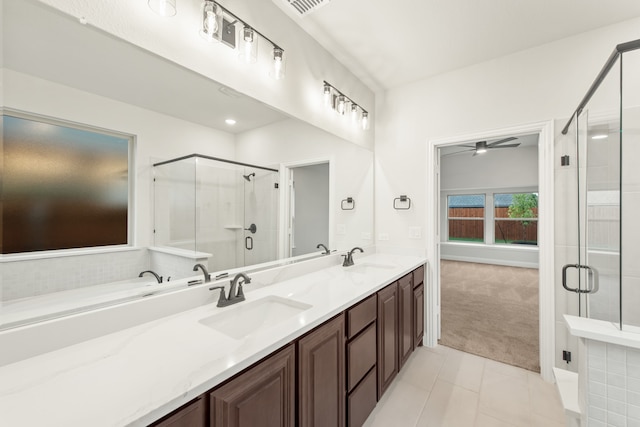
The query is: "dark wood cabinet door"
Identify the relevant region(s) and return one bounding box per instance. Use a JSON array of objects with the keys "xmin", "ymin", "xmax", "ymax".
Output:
[
  {"xmin": 210, "ymin": 344, "xmax": 295, "ymax": 427},
  {"xmin": 298, "ymin": 314, "xmax": 345, "ymax": 427},
  {"xmin": 377, "ymin": 282, "xmax": 398, "ymax": 399},
  {"xmin": 398, "ymin": 273, "xmax": 414, "ymax": 370},
  {"xmin": 414, "ymin": 283, "xmax": 424, "ymax": 347},
  {"xmin": 151, "ymin": 397, "xmax": 207, "ymax": 427}
]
